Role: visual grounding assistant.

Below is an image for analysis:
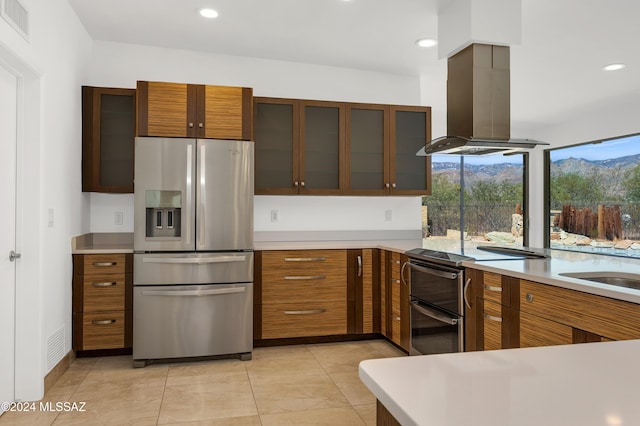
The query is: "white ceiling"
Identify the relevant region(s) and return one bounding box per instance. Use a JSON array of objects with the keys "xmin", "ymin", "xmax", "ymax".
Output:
[{"xmin": 68, "ymin": 0, "xmax": 640, "ymax": 128}]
